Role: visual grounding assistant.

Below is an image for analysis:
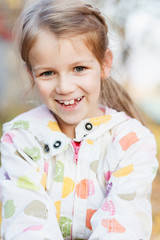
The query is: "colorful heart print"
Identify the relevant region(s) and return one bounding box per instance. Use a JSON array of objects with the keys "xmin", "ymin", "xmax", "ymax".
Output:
[
  {"xmin": 113, "ymin": 164, "xmax": 134, "ymax": 177},
  {"xmin": 59, "ymin": 216, "xmax": 72, "ymax": 238},
  {"xmin": 54, "ymin": 201, "xmax": 61, "ymax": 222},
  {"xmin": 62, "ymin": 177, "xmax": 75, "ymax": 198},
  {"xmin": 54, "ymin": 161, "xmax": 64, "ymax": 182},
  {"xmin": 2, "ymin": 133, "xmax": 15, "ymax": 144},
  {"xmin": 24, "ymin": 147, "xmax": 41, "ymax": 162},
  {"xmin": 90, "ymin": 161, "xmax": 99, "ymax": 173},
  {"xmin": 86, "ymin": 208, "xmax": 97, "ymax": 230},
  {"xmin": 101, "ymin": 218, "xmax": 125, "ymax": 233},
  {"xmin": 24, "ymin": 200, "xmax": 48, "ymax": 219},
  {"xmin": 101, "ymin": 199, "xmax": 116, "ymax": 216},
  {"xmin": 106, "ymin": 182, "xmax": 112, "ymax": 197},
  {"xmin": 104, "ymin": 171, "xmax": 113, "ymax": 182},
  {"xmin": 41, "ymin": 173, "xmax": 47, "ymax": 189},
  {"xmin": 23, "ymin": 225, "xmax": 43, "ymax": 232},
  {"xmin": 17, "ymin": 175, "xmax": 39, "ymax": 191},
  {"xmin": 4, "ymin": 200, "xmax": 16, "ymax": 218},
  {"xmin": 119, "ymin": 132, "xmax": 139, "ymax": 151},
  {"xmin": 86, "ymin": 139, "xmax": 94, "ymax": 145},
  {"xmin": 118, "ymin": 192, "xmax": 136, "ymax": 201},
  {"xmin": 76, "ymin": 179, "xmax": 95, "ymax": 199},
  {"xmin": 47, "ymin": 121, "xmax": 61, "ymax": 132},
  {"xmin": 89, "ymin": 115, "xmax": 112, "ymax": 126},
  {"xmin": 12, "ymin": 120, "xmax": 29, "ymax": 130},
  {"xmin": 4, "ymin": 171, "xmax": 10, "ymax": 180}
]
